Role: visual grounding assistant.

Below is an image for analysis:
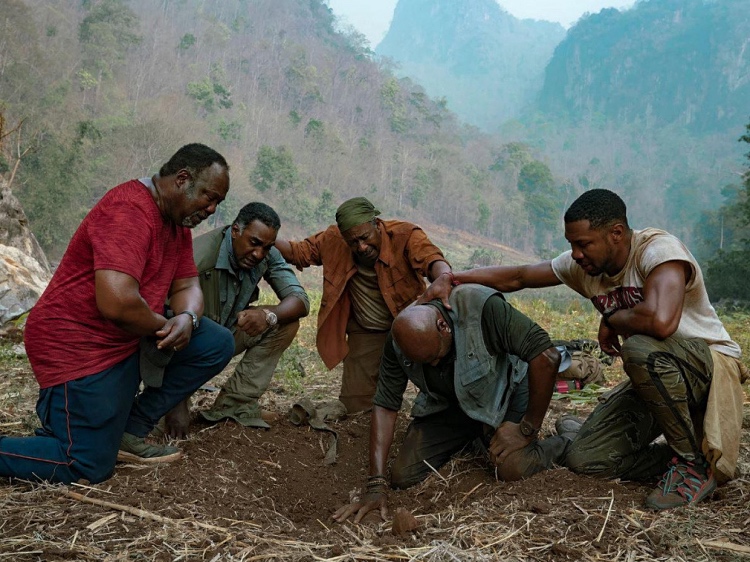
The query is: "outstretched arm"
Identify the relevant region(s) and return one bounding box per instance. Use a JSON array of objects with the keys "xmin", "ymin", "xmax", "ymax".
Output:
[
  {"xmin": 419, "ymin": 261, "xmax": 562, "ymax": 309},
  {"xmin": 274, "ymin": 238, "xmax": 293, "ymax": 261},
  {"xmin": 332, "ymin": 405, "xmax": 398, "ymax": 523}
]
